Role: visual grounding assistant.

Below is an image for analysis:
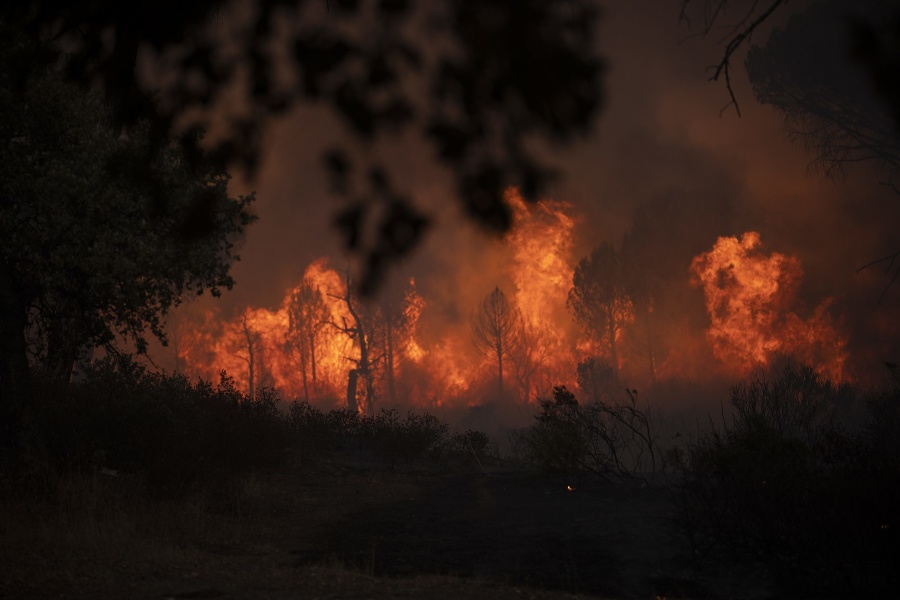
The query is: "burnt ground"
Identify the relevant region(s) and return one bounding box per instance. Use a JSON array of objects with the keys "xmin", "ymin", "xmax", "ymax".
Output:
[
  {"xmin": 1, "ymin": 457, "xmax": 771, "ymax": 600},
  {"xmin": 302, "ymin": 470, "xmax": 682, "ymax": 596}
]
